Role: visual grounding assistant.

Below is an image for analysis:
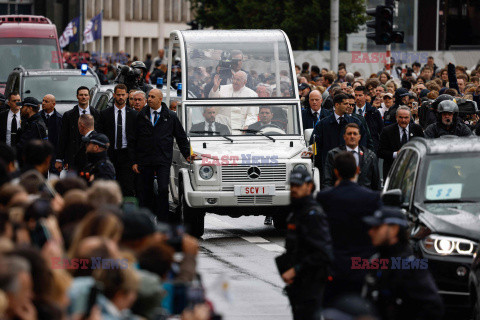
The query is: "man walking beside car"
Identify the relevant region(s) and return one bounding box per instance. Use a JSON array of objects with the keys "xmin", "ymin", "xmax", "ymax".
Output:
[
  {"xmin": 40, "ymin": 94, "xmax": 62, "ymax": 174},
  {"xmin": 56, "ymin": 86, "xmax": 99, "ymax": 172},
  {"xmin": 0, "ymin": 92, "xmax": 21, "ymax": 148},
  {"xmin": 130, "ymin": 88, "xmax": 192, "ymax": 222},
  {"xmin": 97, "ymin": 84, "xmax": 137, "ymax": 197}
]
